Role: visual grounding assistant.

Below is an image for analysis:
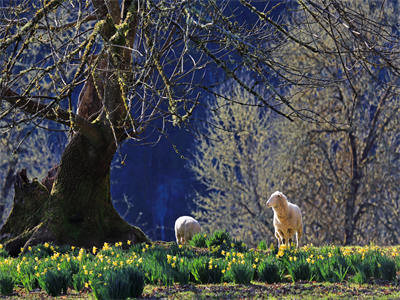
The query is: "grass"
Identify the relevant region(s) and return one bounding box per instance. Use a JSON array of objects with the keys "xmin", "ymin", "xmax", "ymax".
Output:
[
  {"xmin": 0, "ymin": 235, "xmax": 399, "ymax": 299},
  {"xmin": 142, "ymin": 282, "xmax": 400, "ymax": 299}
]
